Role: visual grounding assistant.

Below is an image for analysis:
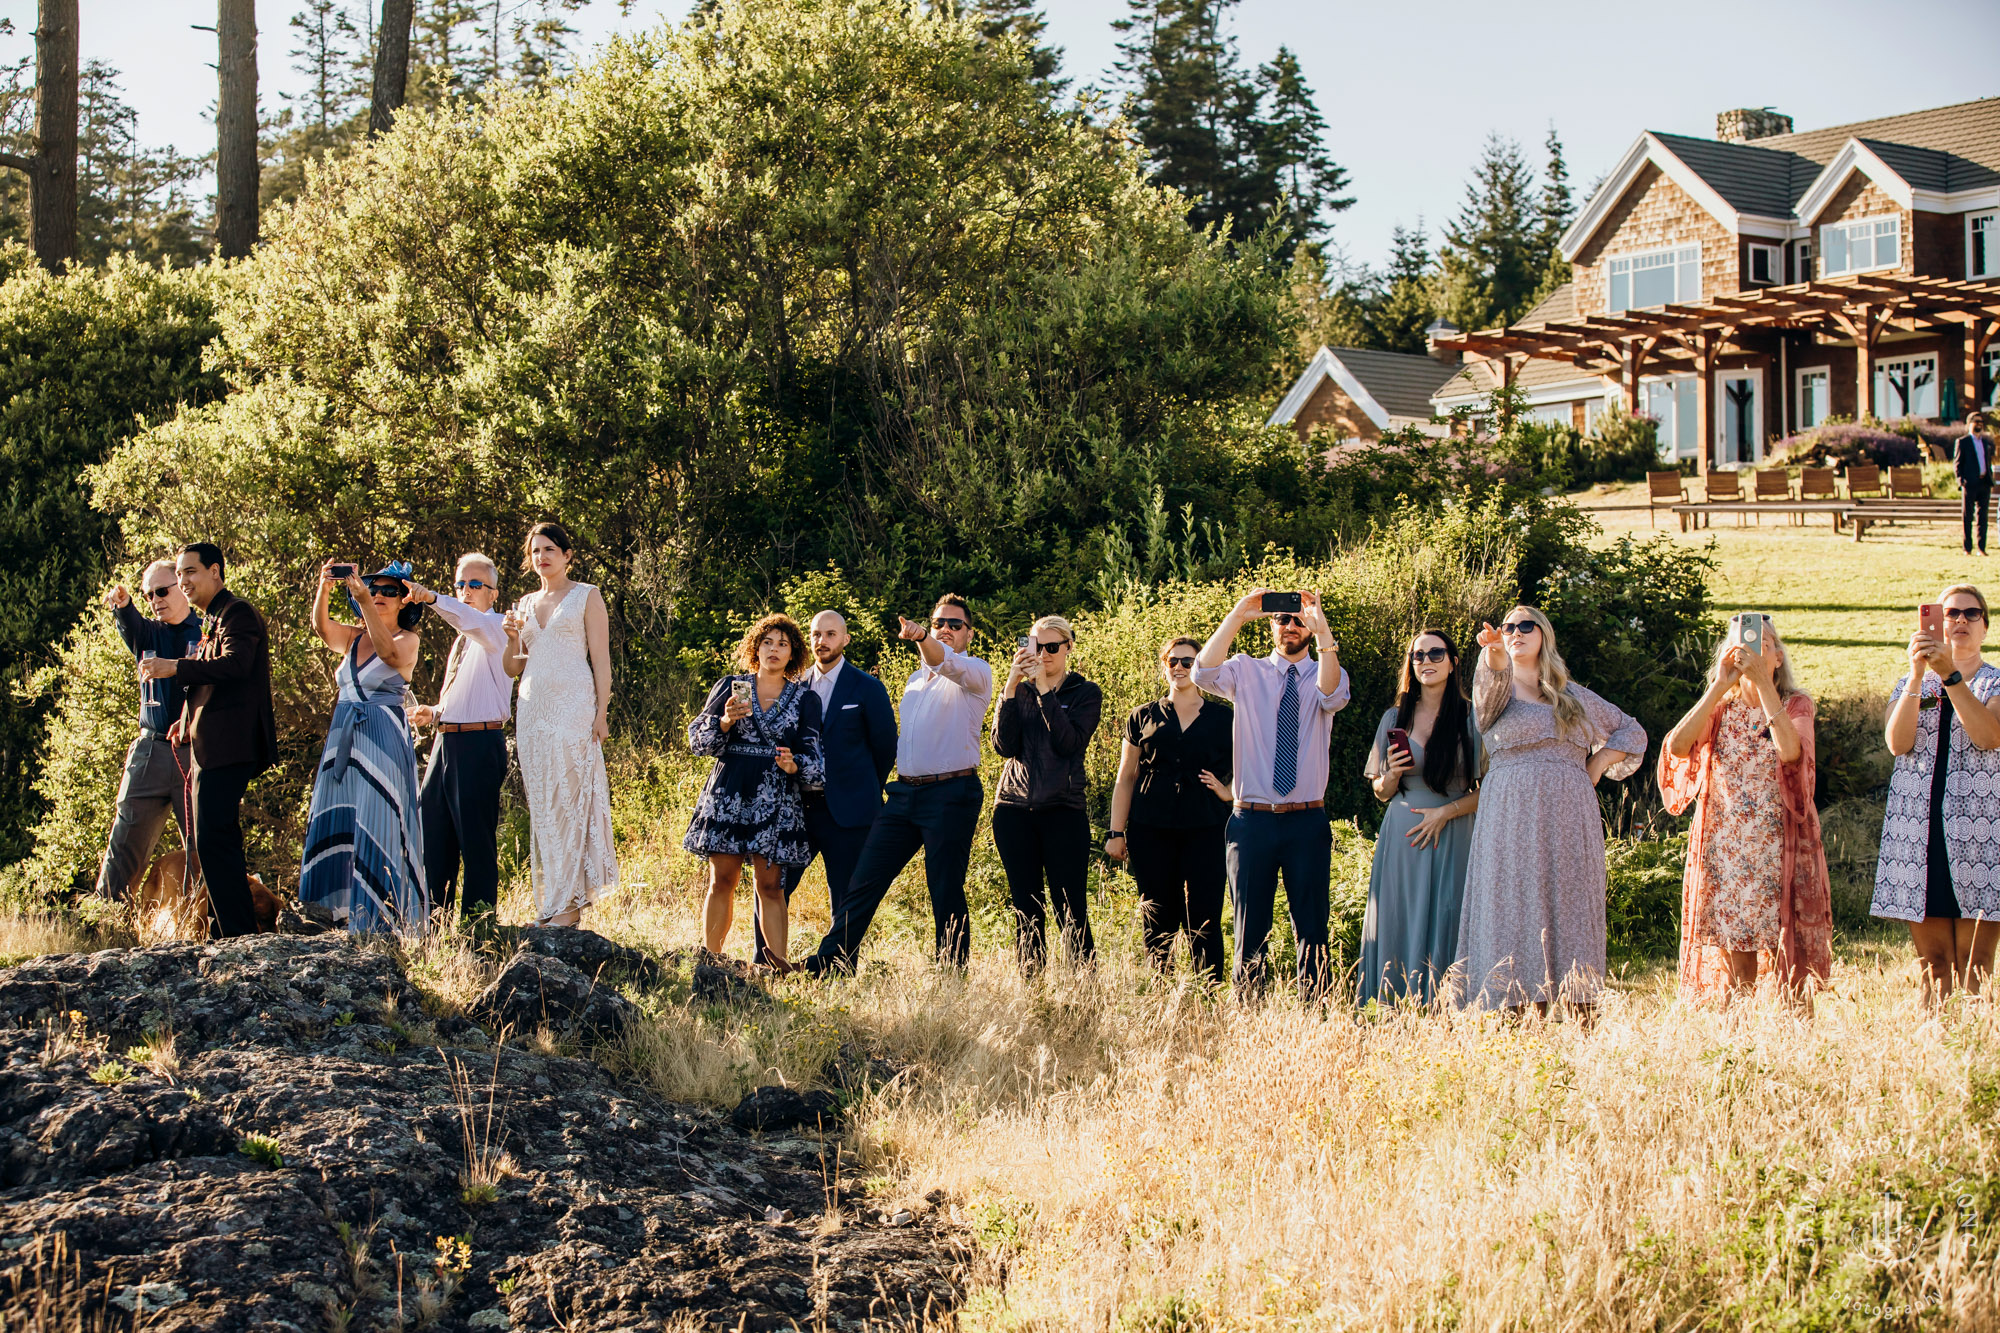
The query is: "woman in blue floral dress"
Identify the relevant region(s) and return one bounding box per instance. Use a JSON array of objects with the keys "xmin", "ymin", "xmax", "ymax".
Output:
[{"xmin": 685, "ymin": 614, "xmax": 824, "ymax": 967}]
